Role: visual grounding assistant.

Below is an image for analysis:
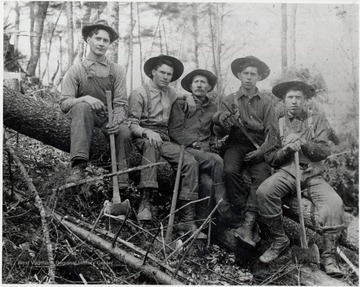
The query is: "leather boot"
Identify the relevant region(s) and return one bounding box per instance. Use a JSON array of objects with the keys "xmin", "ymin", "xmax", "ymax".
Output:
[
  {"xmin": 137, "ymin": 189, "xmax": 153, "ymax": 221},
  {"xmin": 234, "ymin": 211, "xmax": 259, "ymax": 247},
  {"xmin": 66, "ymin": 163, "xmax": 86, "ymax": 184},
  {"xmin": 321, "ymin": 231, "xmax": 344, "ymax": 277},
  {"xmin": 178, "ymin": 201, "xmax": 207, "ymax": 239},
  {"xmin": 259, "ymin": 215, "xmax": 290, "ymax": 263}
]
